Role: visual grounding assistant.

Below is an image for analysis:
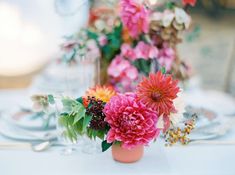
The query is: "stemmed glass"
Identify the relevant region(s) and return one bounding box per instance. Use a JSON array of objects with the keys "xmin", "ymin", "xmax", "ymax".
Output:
[{"xmin": 54, "ymin": 97, "xmax": 79, "ymax": 155}]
